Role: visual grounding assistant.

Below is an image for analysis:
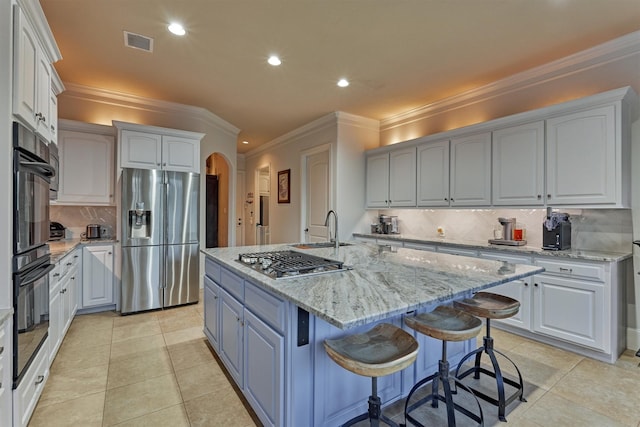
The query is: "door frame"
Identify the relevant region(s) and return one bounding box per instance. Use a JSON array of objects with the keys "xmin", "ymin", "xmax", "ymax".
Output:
[{"xmin": 300, "ymin": 143, "xmax": 334, "ymax": 242}]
